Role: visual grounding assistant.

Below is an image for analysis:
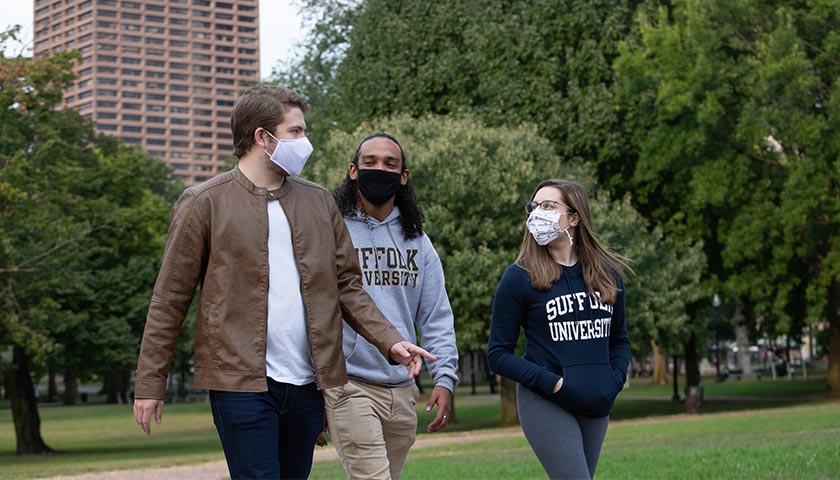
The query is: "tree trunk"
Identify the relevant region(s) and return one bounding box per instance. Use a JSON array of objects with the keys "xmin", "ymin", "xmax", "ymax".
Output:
[
  {"xmin": 500, "ymin": 376, "xmax": 519, "ymax": 426},
  {"xmin": 63, "ymin": 368, "xmax": 78, "ymax": 405},
  {"xmin": 651, "ymin": 340, "xmax": 668, "ymax": 385},
  {"xmin": 104, "ymin": 371, "xmax": 130, "ymax": 404},
  {"xmin": 827, "ymin": 283, "xmax": 840, "ymax": 393},
  {"xmin": 684, "ymin": 333, "xmax": 703, "ymax": 413},
  {"xmin": 448, "ymin": 393, "xmax": 457, "ymax": 423},
  {"xmin": 684, "ymin": 333, "xmax": 700, "ymax": 387},
  {"xmin": 734, "ymin": 307, "xmax": 756, "ymax": 379},
  {"xmin": 47, "ymin": 366, "xmax": 58, "ymax": 402},
  {"xmin": 3, "ymin": 346, "xmax": 54, "ymax": 455}
]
